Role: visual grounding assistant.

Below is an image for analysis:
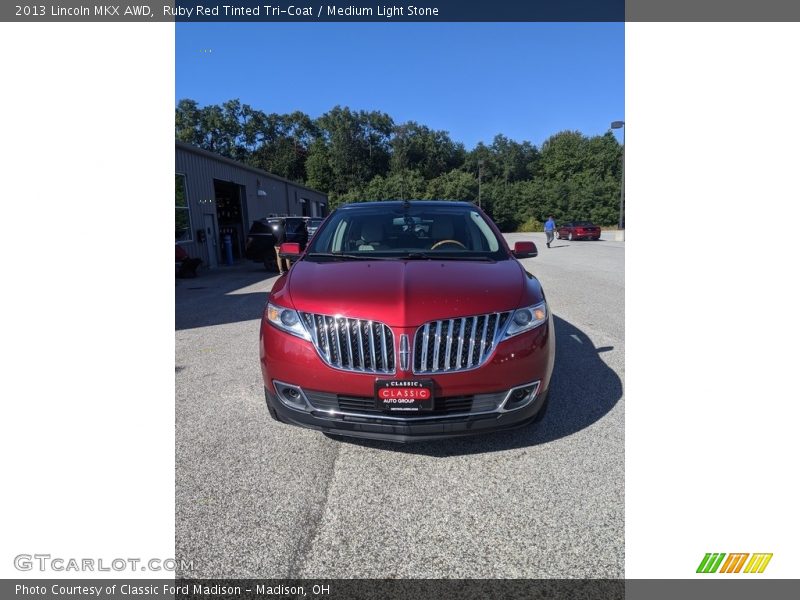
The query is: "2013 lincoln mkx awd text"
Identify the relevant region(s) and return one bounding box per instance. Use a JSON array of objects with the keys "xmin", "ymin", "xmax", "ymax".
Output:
[{"xmin": 259, "ymin": 201, "xmax": 555, "ymax": 442}]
